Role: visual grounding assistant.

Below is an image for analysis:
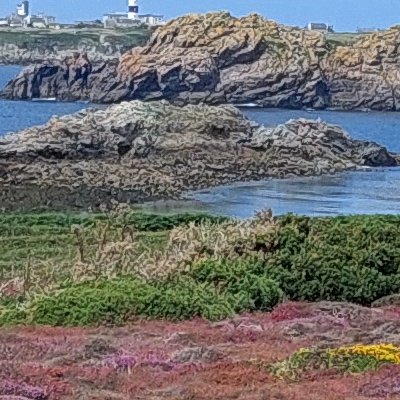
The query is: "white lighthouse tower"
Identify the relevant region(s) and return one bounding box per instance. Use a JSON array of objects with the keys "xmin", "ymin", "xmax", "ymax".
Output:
[{"xmin": 128, "ymin": 0, "xmax": 139, "ymax": 20}]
